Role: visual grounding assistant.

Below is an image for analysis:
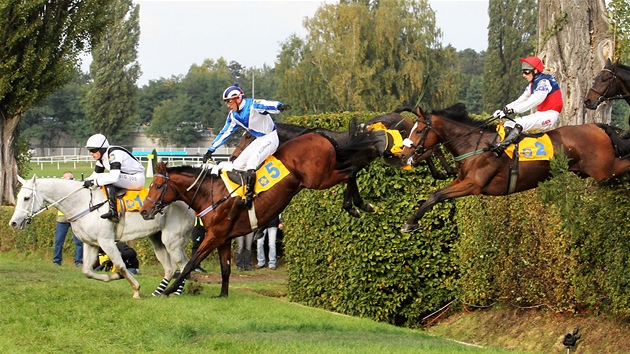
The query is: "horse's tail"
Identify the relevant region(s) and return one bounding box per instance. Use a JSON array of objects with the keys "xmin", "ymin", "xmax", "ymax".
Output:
[
  {"xmin": 596, "ymin": 123, "xmax": 630, "ymax": 158},
  {"xmin": 334, "ymin": 118, "xmax": 387, "ymax": 164}
]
